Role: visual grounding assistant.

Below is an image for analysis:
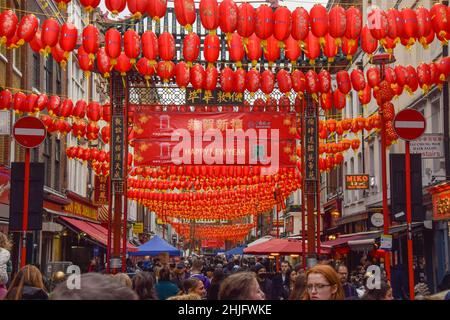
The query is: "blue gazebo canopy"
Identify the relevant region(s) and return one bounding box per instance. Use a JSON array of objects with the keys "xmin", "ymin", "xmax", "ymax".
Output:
[
  {"xmin": 129, "ymin": 235, "xmax": 181, "ymax": 257},
  {"xmin": 224, "ymin": 245, "xmax": 247, "ymax": 257}
]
